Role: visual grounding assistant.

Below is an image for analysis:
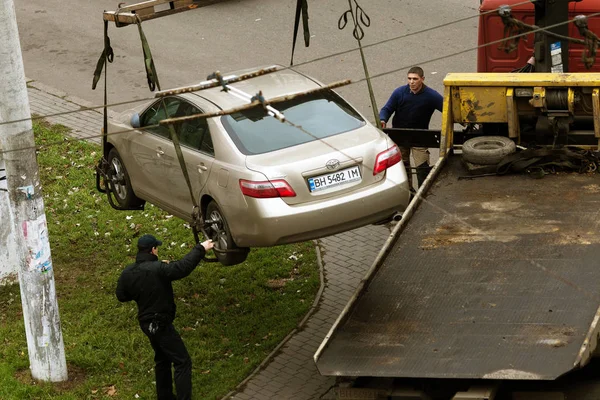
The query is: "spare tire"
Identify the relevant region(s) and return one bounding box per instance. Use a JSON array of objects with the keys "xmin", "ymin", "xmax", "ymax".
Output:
[{"xmin": 462, "ymin": 136, "xmax": 516, "ymax": 165}]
